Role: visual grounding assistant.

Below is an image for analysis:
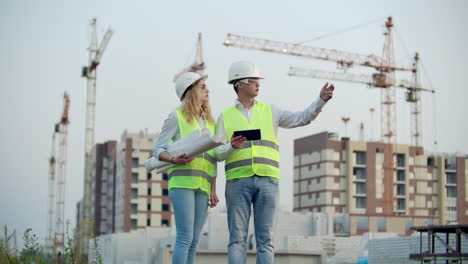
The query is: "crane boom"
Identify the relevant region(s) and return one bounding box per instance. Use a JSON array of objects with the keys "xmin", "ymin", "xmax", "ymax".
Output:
[
  {"xmin": 89, "ymin": 28, "xmax": 114, "ymax": 72},
  {"xmin": 288, "ymin": 66, "xmax": 435, "ymax": 93},
  {"xmin": 224, "ymin": 33, "xmax": 413, "ymax": 72}
]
